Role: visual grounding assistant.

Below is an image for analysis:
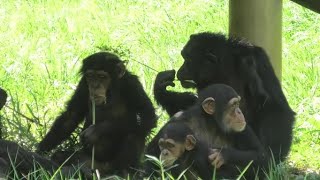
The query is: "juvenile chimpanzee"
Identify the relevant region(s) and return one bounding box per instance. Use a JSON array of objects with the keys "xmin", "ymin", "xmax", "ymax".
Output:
[
  {"xmin": 37, "ymin": 52, "xmax": 157, "ymax": 176},
  {"xmin": 155, "ymin": 121, "xmax": 211, "ymax": 180},
  {"xmin": 154, "ymin": 32, "xmax": 295, "ymax": 163},
  {"xmin": 147, "ymin": 84, "xmax": 267, "ymax": 179}
]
